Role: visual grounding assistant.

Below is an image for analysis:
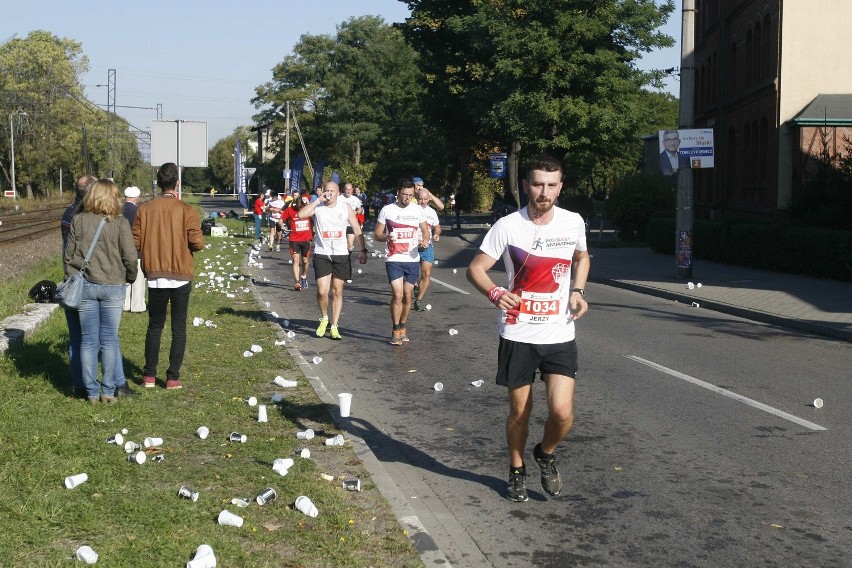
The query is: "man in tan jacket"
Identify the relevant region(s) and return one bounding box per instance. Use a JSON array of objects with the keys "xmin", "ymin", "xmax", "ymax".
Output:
[{"xmin": 133, "ymin": 162, "xmax": 204, "ymax": 390}]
